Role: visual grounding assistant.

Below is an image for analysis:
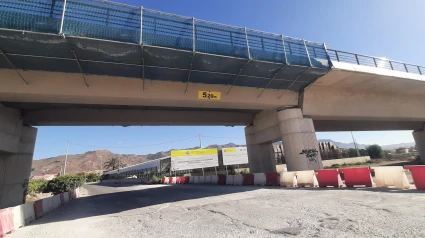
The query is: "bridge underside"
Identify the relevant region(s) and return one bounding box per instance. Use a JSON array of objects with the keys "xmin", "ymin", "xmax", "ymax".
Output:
[{"xmin": 0, "ymin": 30, "xmax": 328, "ymax": 92}]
